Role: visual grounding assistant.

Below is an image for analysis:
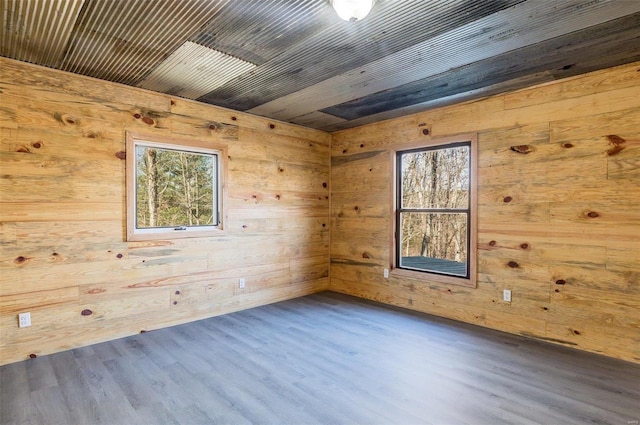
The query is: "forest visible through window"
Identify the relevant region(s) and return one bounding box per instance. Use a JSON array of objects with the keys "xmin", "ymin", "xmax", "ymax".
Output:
[
  {"xmin": 135, "ymin": 145, "xmax": 218, "ymax": 229},
  {"xmin": 397, "ymin": 143, "xmax": 470, "ymax": 277}
]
